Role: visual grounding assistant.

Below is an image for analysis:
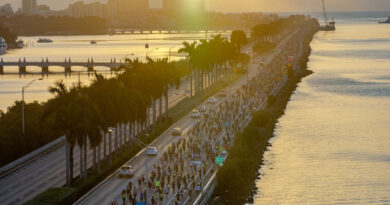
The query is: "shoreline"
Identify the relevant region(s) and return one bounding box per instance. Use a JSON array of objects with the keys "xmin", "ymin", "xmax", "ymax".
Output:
[{"xmin": 212, "ymin": 32, "xmax": 316, "ymax": 204}]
